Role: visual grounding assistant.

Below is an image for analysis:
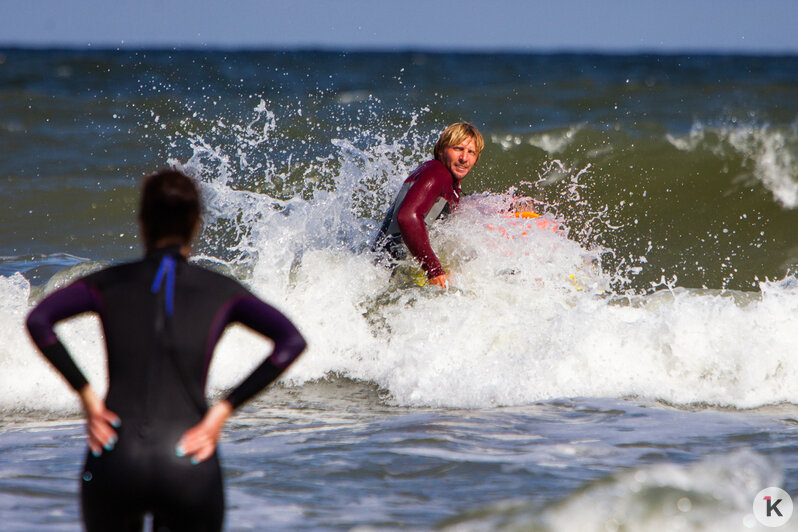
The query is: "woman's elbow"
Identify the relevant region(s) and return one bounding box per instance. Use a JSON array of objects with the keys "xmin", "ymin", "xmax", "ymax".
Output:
[
  {"xmin": 292, "ymin": 334, "xmax": 307, "ymax": 355},
  {"xmin": 26, "ymin": 309, "xmax": 50, "ymax": 345}
]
